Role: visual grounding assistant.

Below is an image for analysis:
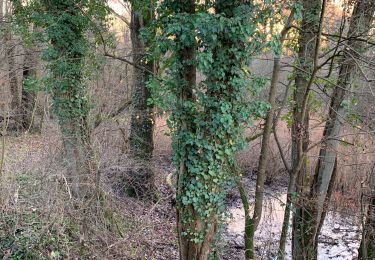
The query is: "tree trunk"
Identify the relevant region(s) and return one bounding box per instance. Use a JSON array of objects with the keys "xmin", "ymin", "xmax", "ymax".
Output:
[
  {"xmin": 5, "ymin": 4, "xmax": 20, "ymax": 131},
  {"xmin": 359, "ymin": 193, "xmax": 375, "ymax": 259},
  {"xmin": 0, "ymin": 1, "xmax": 3, "ymax": 47},
  {"xmin": 291, "ymin": 0, "xmax": 323, "ymax": 258},
  {"xmin": 8, "ymin": 43, "xmax": 19, "ymax": 119},
  {"xmin": 128, "ymin": 4, "xmax": 155, "ymax": 199},
  {"xmin": 277, "ymin": 170, "xmax": 296, "ymax": 259},
  {"xmin": 303, "ymin": 0, "xmax": 375, "ymax": 256},
  {"xmin": 45, "ymin": 1, "xmax": 95, "ymax": 200},
  {"xmin": 20, "ymin": 45, "xmax": 38, "ymax": 132},
  {"xmin": 176, "ymin": 1, "xmax": 253, "ymax": 258},
  {"xmin": 250, "ymin": 13, "xmax": 293, "ymax": 259},
  {"xmin": 174, "ymin": 0, "xmax": 206, "ymax": 257},
  {"xmin": 359, "ymin": 165, "xmax": 375, "ymax": 259},
  {"xmin": 60, "ymin": 118, "xmax": 91, "ymax": 198},
  {"xmin": 237, "ymin": 175, "xmax": 254, "ymax": 260}
]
